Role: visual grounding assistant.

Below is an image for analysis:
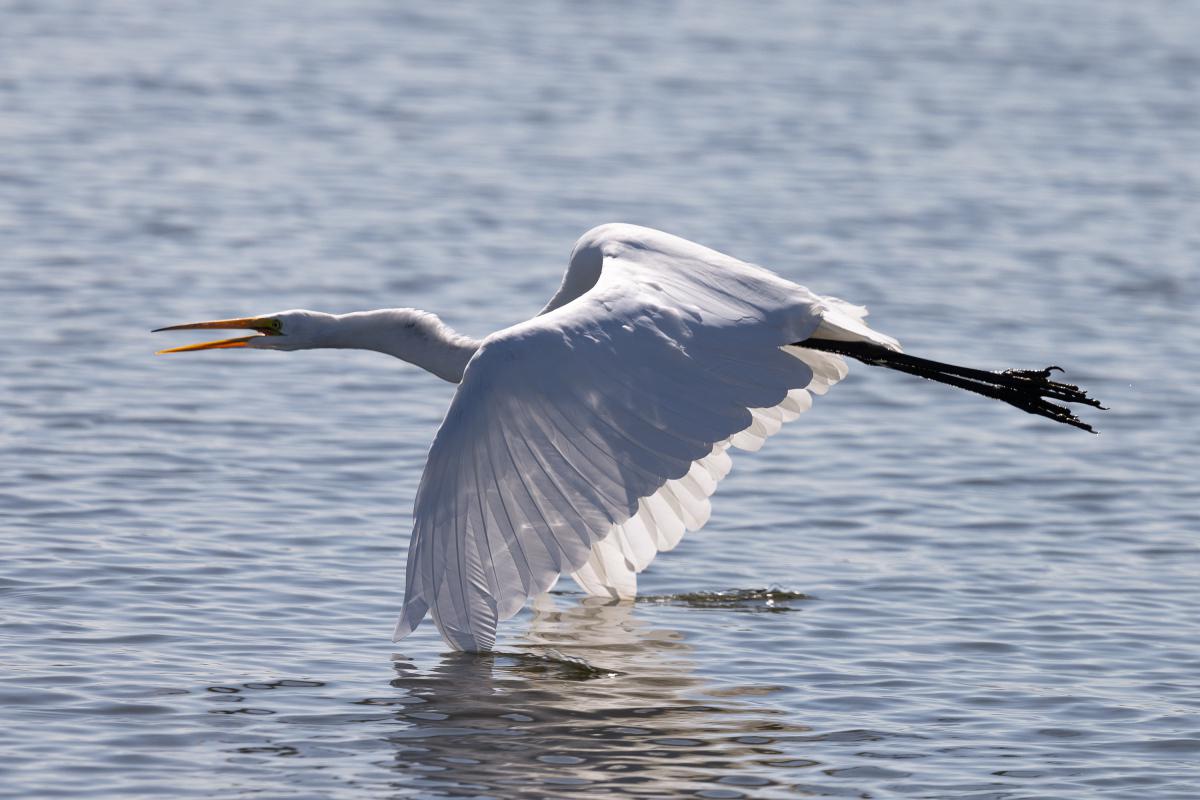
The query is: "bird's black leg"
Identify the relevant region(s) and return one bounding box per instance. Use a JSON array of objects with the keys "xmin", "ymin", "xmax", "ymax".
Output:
[{"xmin": 794, "ymin": 338, "xmax": 1106, "ymax": 433}]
